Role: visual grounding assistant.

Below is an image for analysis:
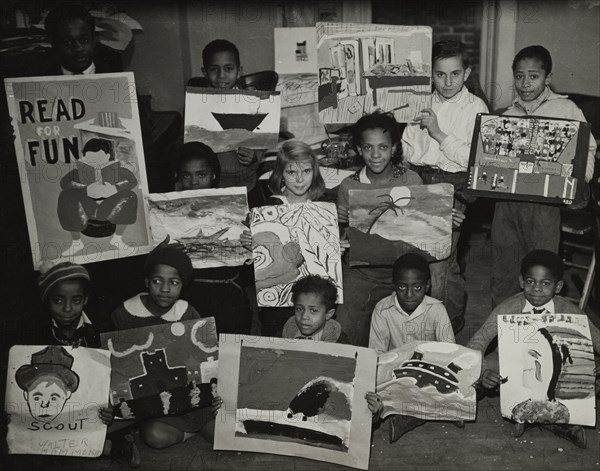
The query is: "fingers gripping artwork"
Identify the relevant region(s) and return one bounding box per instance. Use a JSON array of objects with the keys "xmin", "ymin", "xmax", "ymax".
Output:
[
  {"xmin": 250, "ymin": 202, "xmax": 343, "ymax": 307},
  {"xmin": 214, "ymin": 335, "xmax": 377, "ymax": 470},
  {"xmin": 100, "ymin": 318, "xmax": 219, "ymax": 420},
  {"xmin": 376, "ymin": 341, "xmax": 481, "ymax": 421},
  {"xmin": 466, "ymin": 114, "xmax": 592, "ymax": 204},
  {"xmin": 498, "ymin": 314, "xmax": 596, "ymax": 426},
  {"xmin": 348, "ymin": 183, "xmax": 453, "ymax": 266},
  {"xmin": 5, "ymin": 345, "xmax": 111, "ymax": 456}
]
